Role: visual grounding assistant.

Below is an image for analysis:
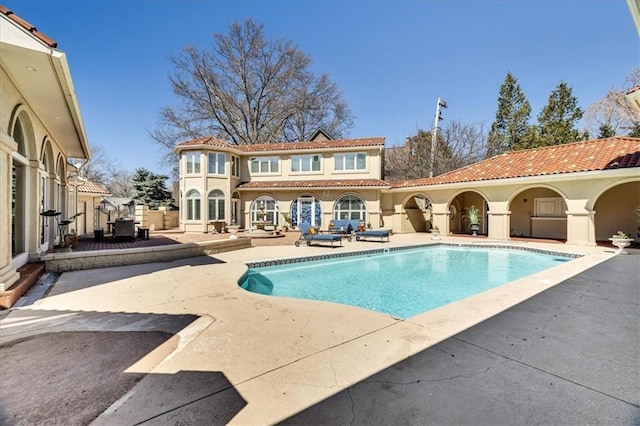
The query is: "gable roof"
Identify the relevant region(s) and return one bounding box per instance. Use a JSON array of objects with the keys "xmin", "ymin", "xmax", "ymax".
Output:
[
  {"xmin": 392, "ymin": 137, "xmax": 640, "ymax": 189},
  {"xmin": 175, "ymin": 136, "xmax": 385, "ymax": 153}
]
